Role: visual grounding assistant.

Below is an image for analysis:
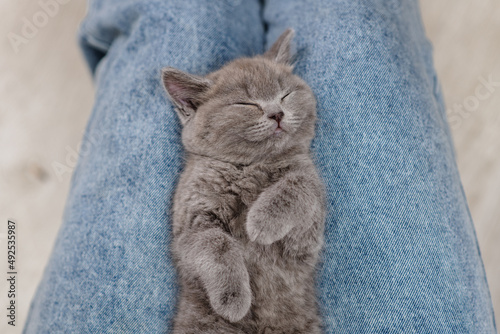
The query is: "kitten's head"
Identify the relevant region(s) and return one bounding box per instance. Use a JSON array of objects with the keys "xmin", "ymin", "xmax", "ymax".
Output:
[{"xmin": 162, "ymin": 29, "xmax": 316, "ymax": 165}]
